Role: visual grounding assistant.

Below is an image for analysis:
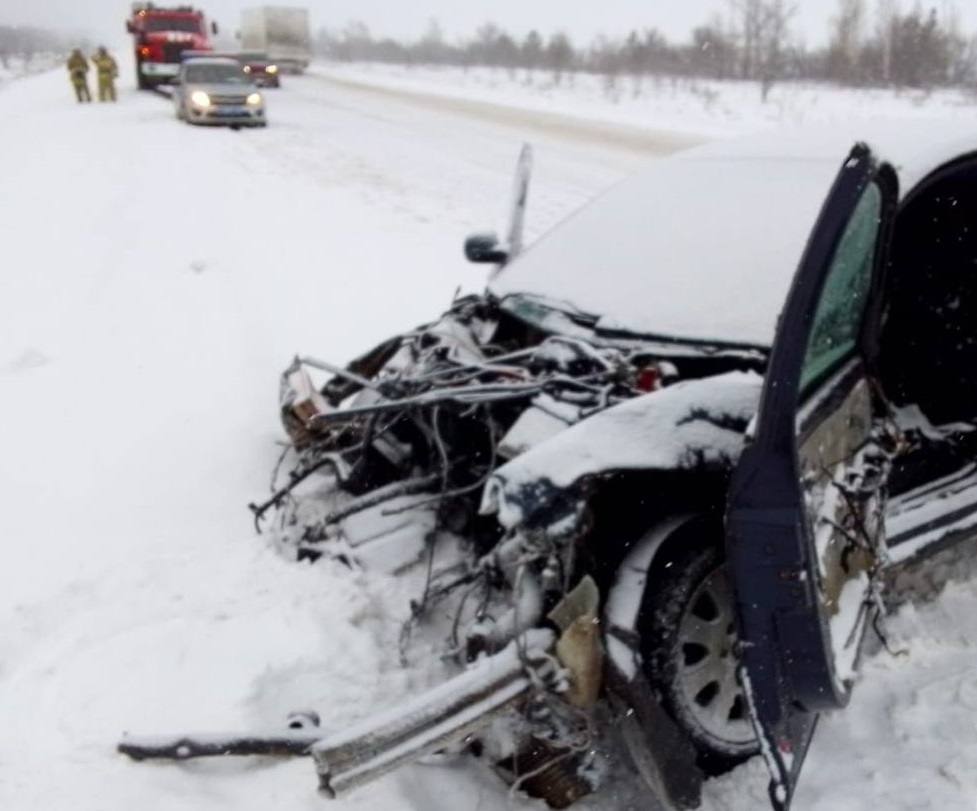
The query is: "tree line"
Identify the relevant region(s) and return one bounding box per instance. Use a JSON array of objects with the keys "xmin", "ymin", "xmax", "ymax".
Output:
[
  {"xmin": 0, "ymin": 25, "xmax": 84, "ymax": 69},
  {"xmin": 315, "ymin": 0, "xmax": 977, "ymax": 95}
]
